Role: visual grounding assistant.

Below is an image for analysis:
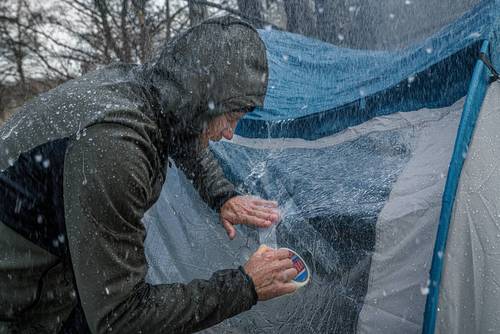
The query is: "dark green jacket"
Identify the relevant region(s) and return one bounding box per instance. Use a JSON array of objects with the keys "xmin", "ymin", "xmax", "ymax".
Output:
[{"xmin": 0, "ymin": 16, "xmax": 268, "ymax": 333}]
